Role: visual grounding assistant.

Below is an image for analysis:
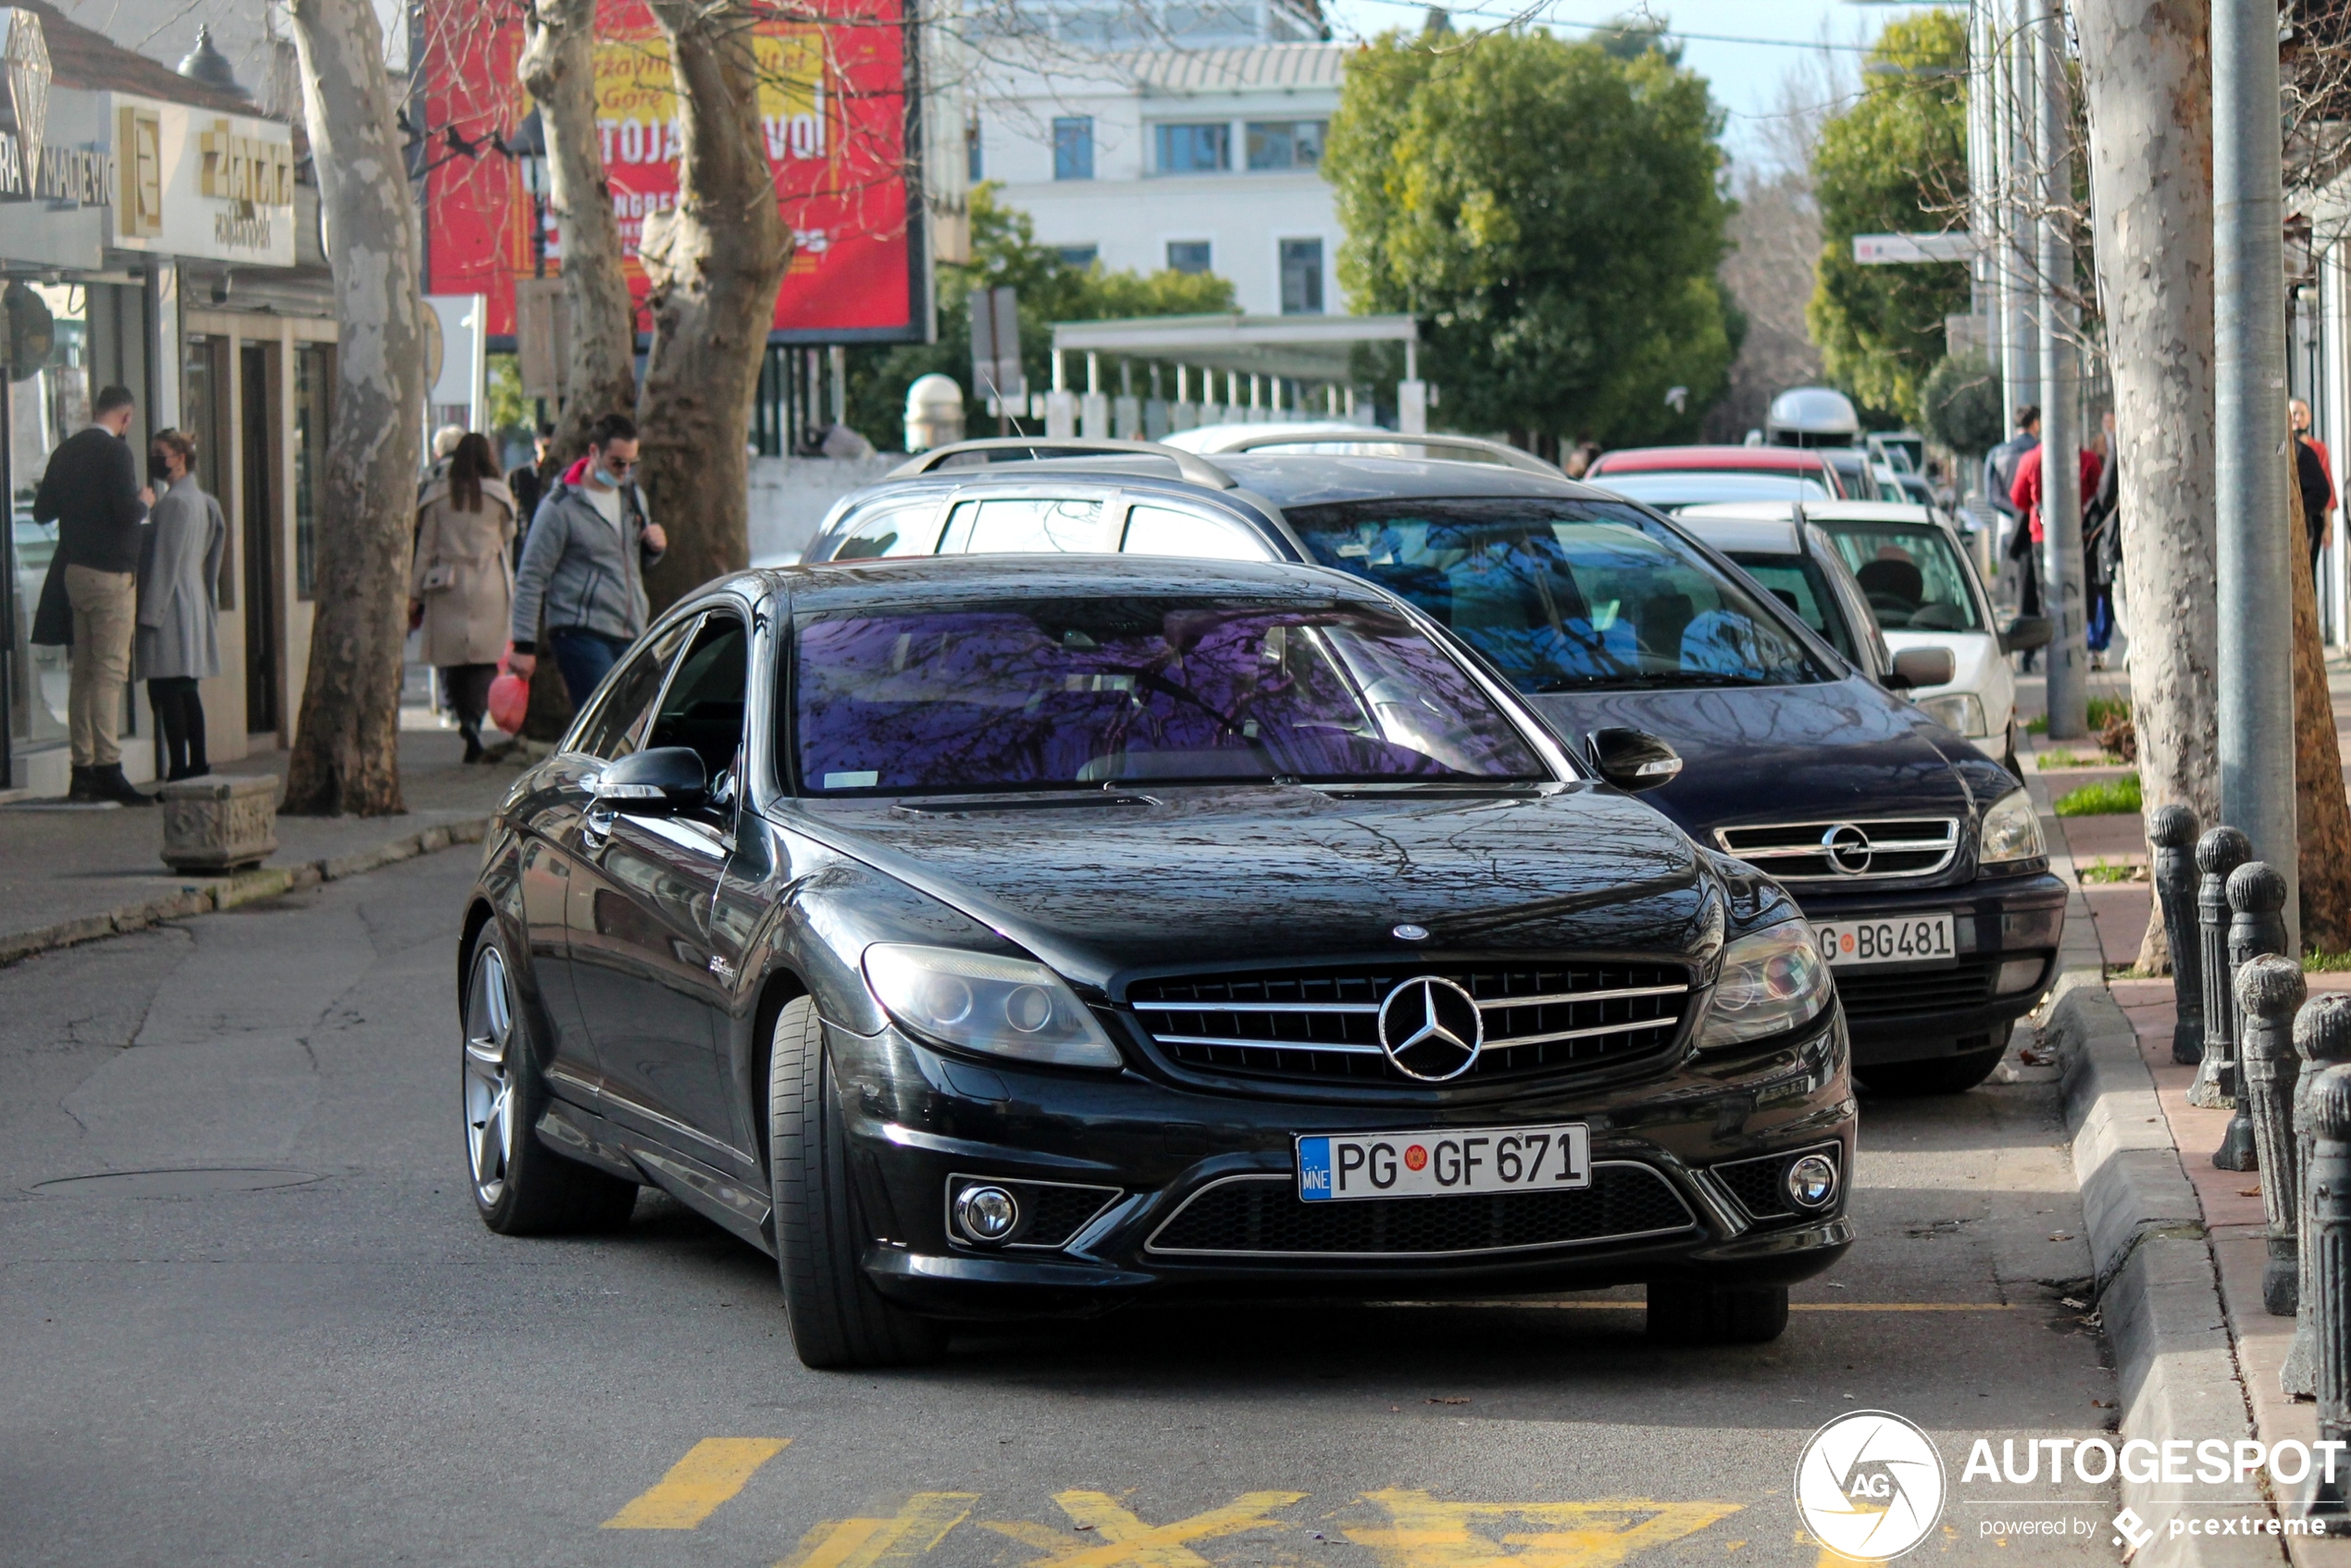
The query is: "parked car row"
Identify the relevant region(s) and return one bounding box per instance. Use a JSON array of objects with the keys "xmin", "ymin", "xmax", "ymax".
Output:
[{"xmin": 455, "ymin": 428, "xmax": 2061, "ymax": 1369}]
